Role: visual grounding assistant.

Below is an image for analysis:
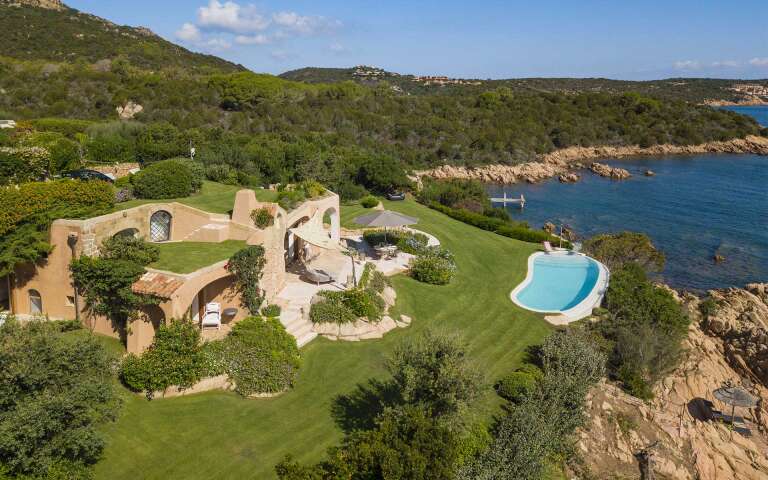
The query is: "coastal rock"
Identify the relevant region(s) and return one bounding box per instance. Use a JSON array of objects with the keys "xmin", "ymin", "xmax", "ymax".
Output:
[
  {"xmin": 543, "ymin": 222, "xmax": 556, "ymax": 234},
  {"xmin": 415, "ymin": 136, "xmax": 768, "ymax": 185},
  {"xmin": 116, "ymin": 101, "xmax": 143, "ymax": 120},
  {"xmin": 558, "ymin": 172, "xmax": 580, "ymax": 183},
  {"xmin": 590, "ymin": 162, "xmax": 631, "ymax": 180},
  {"xmin": 574, "ymin": 289, "xmax": 768, "ymax": 480}
]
